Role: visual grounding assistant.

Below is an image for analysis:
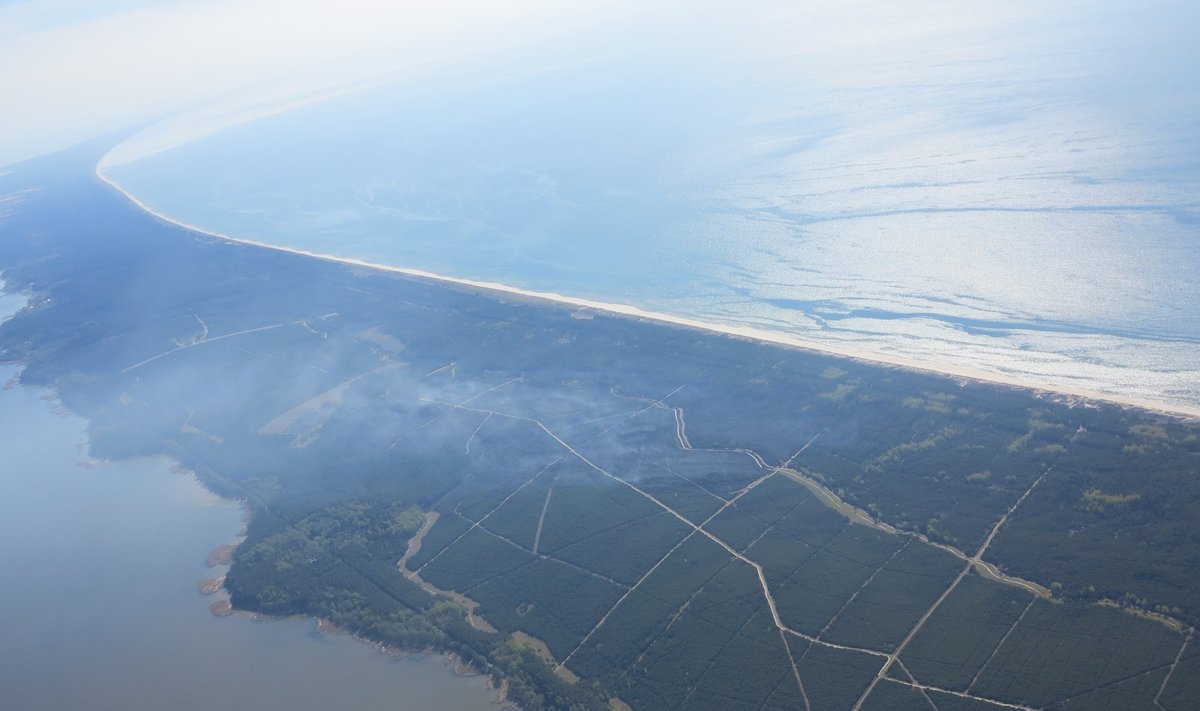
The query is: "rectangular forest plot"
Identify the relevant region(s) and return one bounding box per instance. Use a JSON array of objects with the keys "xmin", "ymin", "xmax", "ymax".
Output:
[
  {"xmin": 533, "ymin": 465, "xmax": 665, "ymax": 552},
  {"xmin": 821, "ymin": 520, "xmax": 908, "ymax": 568},
  {"xmin": 899, "ymin": 571, "xmax": 1035, "ymax": 691},
  {"xmin": 820, "ymin": 539, "xmax": 964, "ymax": 652},
  {"xmin": 761, "ymin": 637, "xmax": 813, "ymax": 711},
  {"xmin": 474, "ymin": 464, "xmax": 559, "ymax": 551},
  {"xmin": 771, "ymin": 547, "xmax": 877, "ymax": 637},
  {"xmin": 859, "ymin": 679, "xmax": 938, "ymax": 711},
  {"xmin": 549, "ymin": 510, "xmax": 692, "ymax": 586},
  {"xmin": 1055, "ymin": 667, "xmax": 1181, "ymax": 711},
  {"xmin": 969, "ymin": 598, "xmax": 1187, "ymax": 709},
  {"xmin": 674, "ymin": 560, "xmax": 771, "ymax": 636},
  {"xmin": 704, "ymin": 504, "xmax": 773, "ymax": 551},
  {"xmin": 860, "ymin": 680, "xmax": 1011, "ymax": 711},
  {"xmin": 621, "ymin": 562, "xmax": 770, "ymax": 708},
  {"xmin": 444, "ymin": 482, "xmax": 528, "ymax": 526},
  {"xmin": 634, "ymin": 533, "xmax": 736, "ymax": 607},
  {"xmin": 563, "ymin": 588, "xmax": 682, "ymax": 680},
  {"xmin": 741, "ymin": 527, "xmax": 818, "ymax": 580},
  {"xmin": 687, "ymin": 606, "xmax": 800, "ymax": 710},
  {"xmin": 1157, "ymin": 642, "xmax": 1200, "ymax": 711},
  {"xmin": 793, "ymin": 642, "xmax": 885, "ymax": 711},
  {"xmin": 565, "ymin": 536, "xmax": 744, "ymax": 680},
  {"xmin": 468, "ymin": 556, "xmax": 627, "ymax": 659},
  {"xmin": 418, "ymin": 525, "xmax": 537, "ymax": 592},
  {"xmin": 771, "ymin": 492, "xmax": 862, "ymax": 549},
  {"xmin": 620, "ymin": 605, "xmax": 748, "ymax": 708},
  {"xmin": 635, "ymin": 449, "xmax": 760, "ymax": 523},
  {"xmin": 696, "ymin": 466, "xmax": 818, "ymax": 553},
  {"xmin": 758, "ymin": 517, "xmax": 906, "ymax": 637},
  {"xmin": 727, "ymin": 472, "xmax": 813, "ymax": 526},
  {"xmin": 675, "ymin": 451, "xmax": 774, "ymax": 502},
  {"xmin": 636, "ymin": 473, "xmax": 727, "ymax": 525}
]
